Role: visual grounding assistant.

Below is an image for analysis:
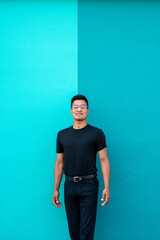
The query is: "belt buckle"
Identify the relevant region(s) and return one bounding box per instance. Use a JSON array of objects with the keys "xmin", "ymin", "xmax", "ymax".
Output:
[{"xmin": 73, "ymin": 176, "xmax": 80, "ymax": 182}]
